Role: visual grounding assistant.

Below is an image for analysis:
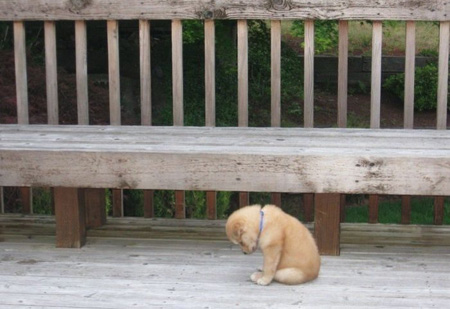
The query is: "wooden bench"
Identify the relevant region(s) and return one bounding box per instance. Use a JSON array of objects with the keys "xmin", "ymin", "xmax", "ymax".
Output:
[
  {"xmin": 0, "ymin": 0, "xmax": 449, "ymax": 255},
  {"xmin": 1, "ymin": 125, "xmax": 449, "ymax": 253}
]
